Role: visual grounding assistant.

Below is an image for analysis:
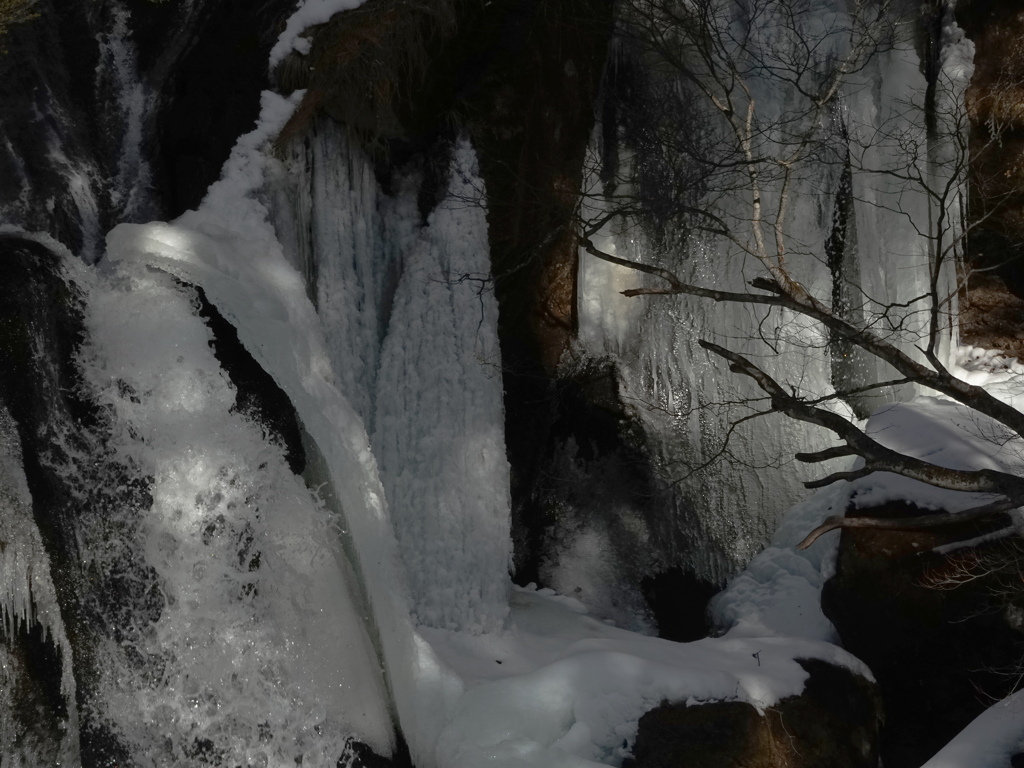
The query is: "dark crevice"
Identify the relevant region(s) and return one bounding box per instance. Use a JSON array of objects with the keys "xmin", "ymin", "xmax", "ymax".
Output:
[{"xmin": 188, "ymin": 282, "xmax": 307, "ymax": 475}]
